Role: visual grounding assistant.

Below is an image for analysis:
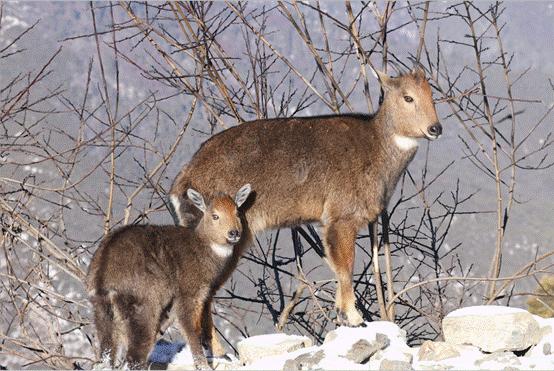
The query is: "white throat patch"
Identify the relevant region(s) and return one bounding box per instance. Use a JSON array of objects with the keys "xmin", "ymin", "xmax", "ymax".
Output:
[
  {"xmin": 211, "ymin": 243, "xmax": 234, "ymax": 258},
  {"xmin": 393, "ymin": 135, "xmax": 418, "ymax": 151}
]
